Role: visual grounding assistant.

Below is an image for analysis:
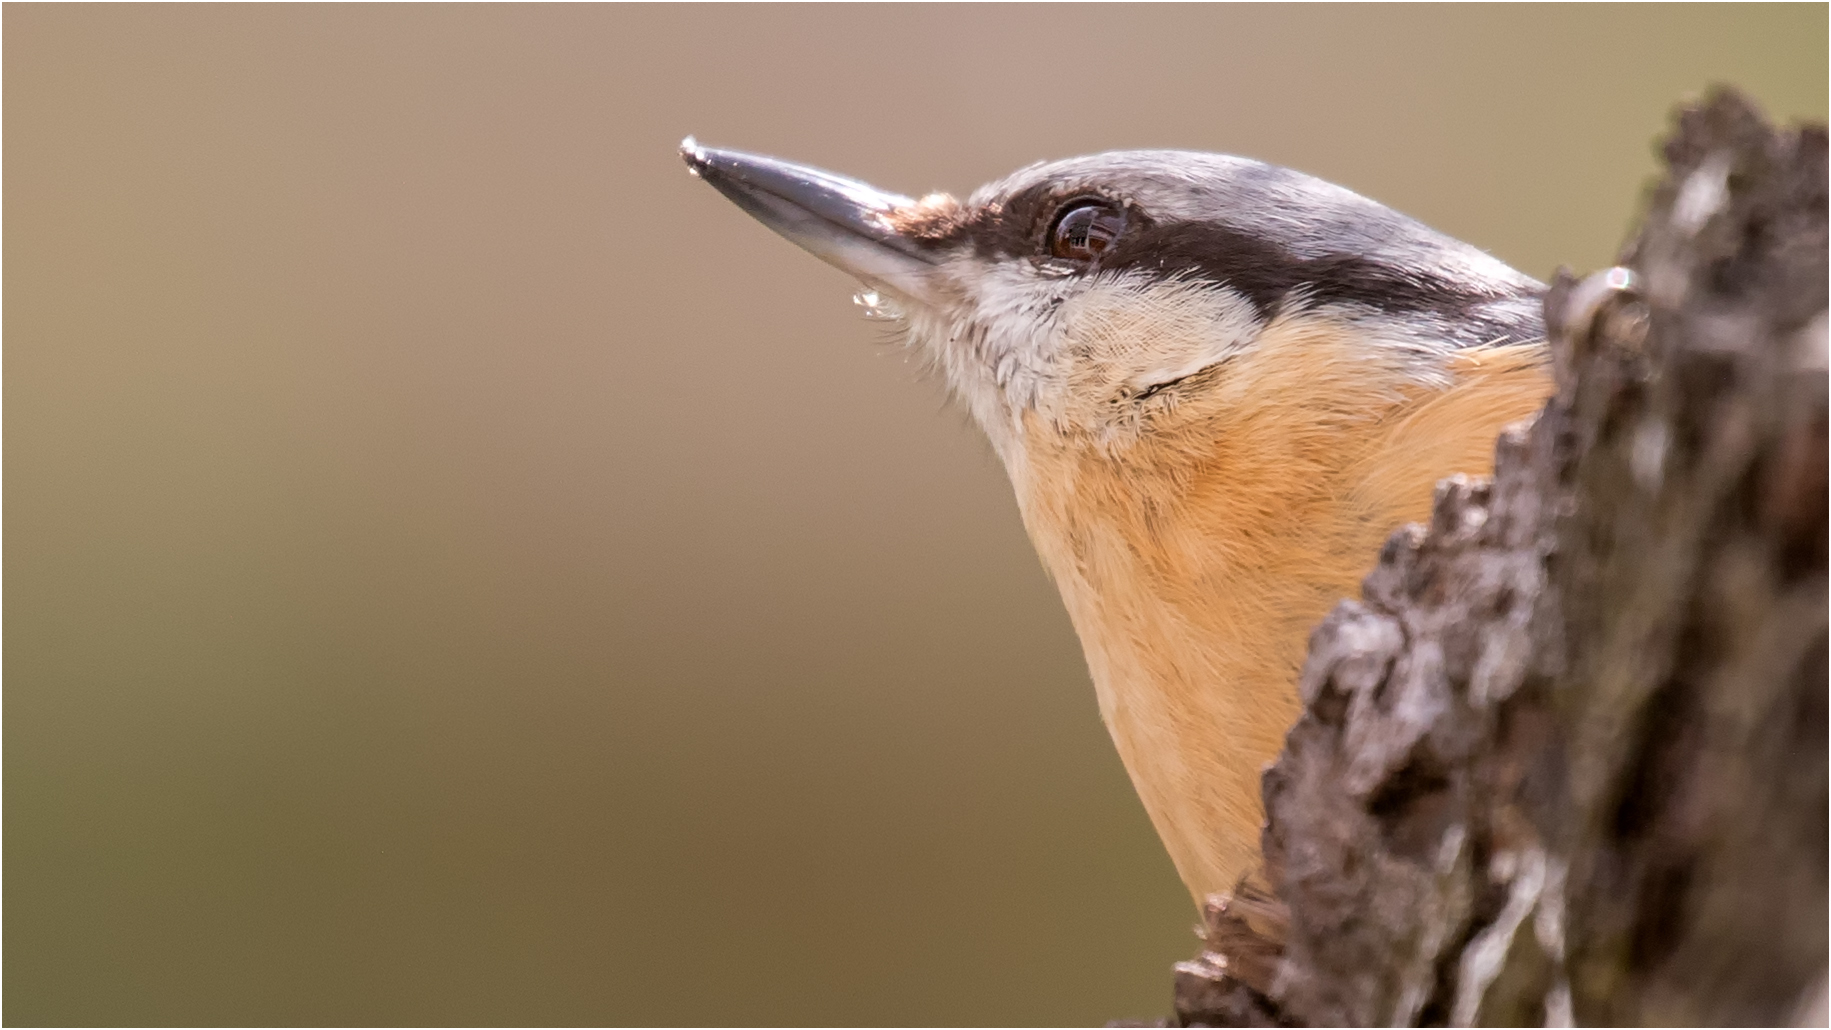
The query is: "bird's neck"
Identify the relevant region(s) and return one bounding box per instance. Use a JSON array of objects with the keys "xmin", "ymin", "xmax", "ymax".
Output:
[{"xmin": 1004, "ymin": 326, "xmax": 1552, "ymax": 902}]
